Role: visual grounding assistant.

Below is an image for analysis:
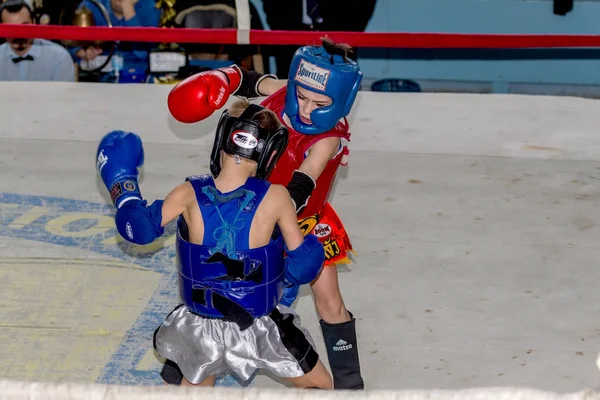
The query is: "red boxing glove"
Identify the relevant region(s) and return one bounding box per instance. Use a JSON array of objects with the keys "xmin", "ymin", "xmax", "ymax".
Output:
[{"xmin": 167, "ymin": 66, "xmax": 242, "ymax": 124}]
